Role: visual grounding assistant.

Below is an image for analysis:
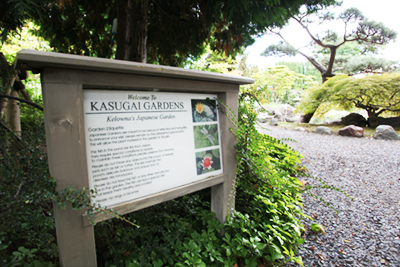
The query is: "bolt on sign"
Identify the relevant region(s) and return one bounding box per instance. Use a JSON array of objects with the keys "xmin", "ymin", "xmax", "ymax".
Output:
[{"xmin": 14, "ymin": 50, "xmax": 254, "ymax": 267}]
